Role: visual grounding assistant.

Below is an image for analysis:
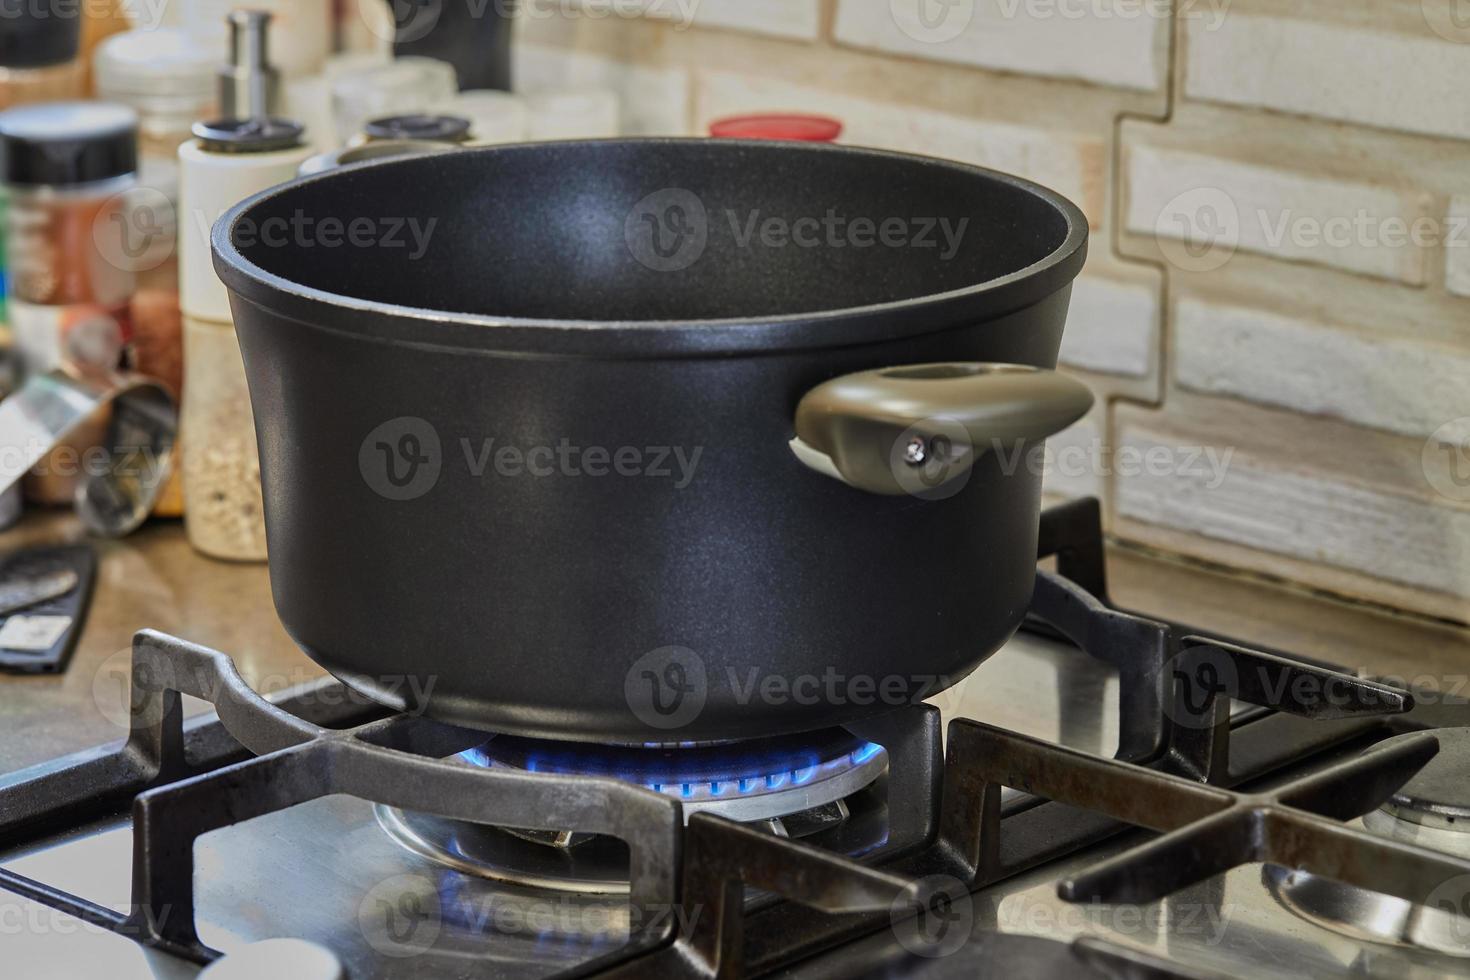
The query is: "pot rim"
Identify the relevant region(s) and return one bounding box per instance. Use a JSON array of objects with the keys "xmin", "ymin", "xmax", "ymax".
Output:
[{"xmin": 211, "ymin": 137, "xmax": 1089, "ymax": 359}]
